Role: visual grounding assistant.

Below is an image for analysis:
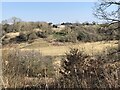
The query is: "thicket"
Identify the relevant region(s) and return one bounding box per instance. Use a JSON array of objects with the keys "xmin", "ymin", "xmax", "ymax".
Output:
[
  {"xmin": 2, "ymin": 47, "xmax": 120, "ymax": 88},
  {"xmin": 2, "ymin": 49, "xmax": 55, "ymax": 78},
  {"xmin": 2, "ymin": 49, "xmax": 56, "ymax": 88},
  {"xmin": 59, "ymin": 48, "xmax": 120, "ymax": 88}
]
